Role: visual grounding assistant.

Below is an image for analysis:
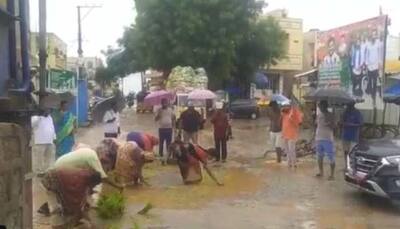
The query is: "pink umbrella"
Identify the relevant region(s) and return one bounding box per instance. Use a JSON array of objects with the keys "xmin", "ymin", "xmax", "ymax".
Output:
[
  {"xmin": 144, "ymin": 90, "xmax": 175, "ymax": 105},
  {"xmin": 188, "ymin": 89, "xmax": 216, "ymax": 100}
]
